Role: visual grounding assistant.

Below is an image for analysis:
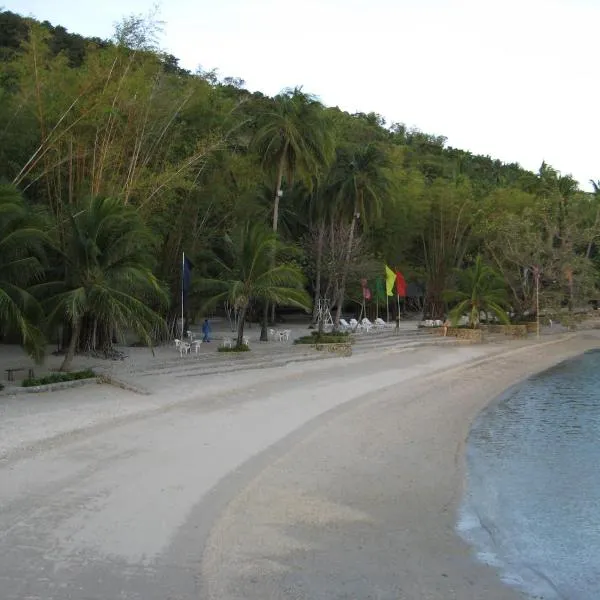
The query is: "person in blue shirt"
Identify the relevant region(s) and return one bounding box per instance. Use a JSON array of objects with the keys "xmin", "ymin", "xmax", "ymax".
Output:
[{"xmin": 202, "ymin": 318, "xmax": 211, "ymax": 342}]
